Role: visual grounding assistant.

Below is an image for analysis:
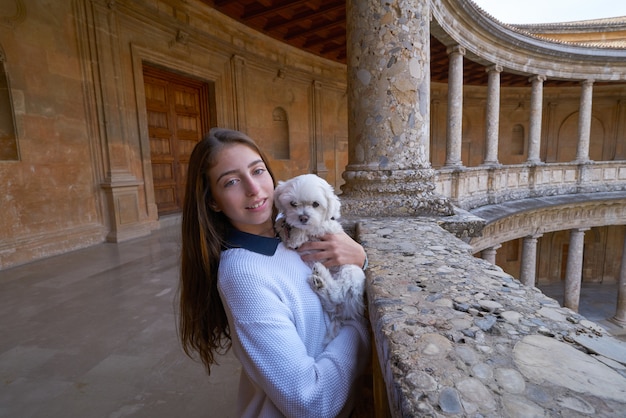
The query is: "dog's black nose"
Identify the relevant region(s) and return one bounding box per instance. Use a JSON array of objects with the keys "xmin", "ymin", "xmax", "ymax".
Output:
[{"xmin": 299, "ymin": 215, "xmax": 309, "ymax": 224}]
